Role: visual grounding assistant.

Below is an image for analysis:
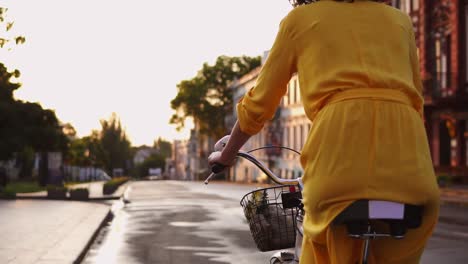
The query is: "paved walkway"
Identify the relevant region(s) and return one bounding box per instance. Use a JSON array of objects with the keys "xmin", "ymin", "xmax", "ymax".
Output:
[
  {"xmin": 0, "ymin": 200, "xmax": 110, "ymax": 264},
  {"xmin": 0, "ymin": 182, "xmax": 130, "ymax": 264}
]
